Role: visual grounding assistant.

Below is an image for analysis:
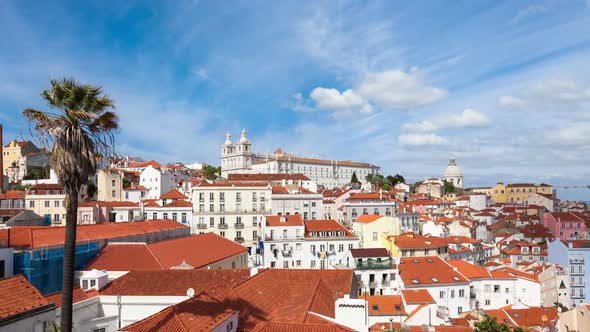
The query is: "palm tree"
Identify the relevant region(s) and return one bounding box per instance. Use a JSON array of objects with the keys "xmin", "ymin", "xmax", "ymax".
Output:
[{"xmin": 23, "ymin": 78, "xmax": 118, "ymax": 332}]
